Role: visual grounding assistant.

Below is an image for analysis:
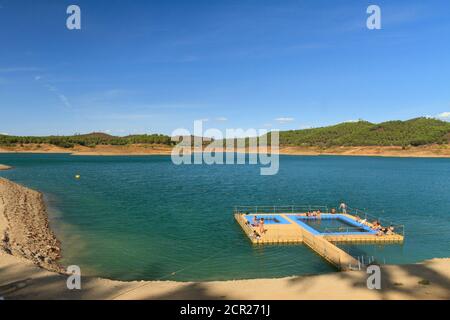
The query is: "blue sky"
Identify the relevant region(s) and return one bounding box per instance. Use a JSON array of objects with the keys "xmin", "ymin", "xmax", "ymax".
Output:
[{"xmin": 1, "ymin": 0, "xmax": 450, "ymax": 136}]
